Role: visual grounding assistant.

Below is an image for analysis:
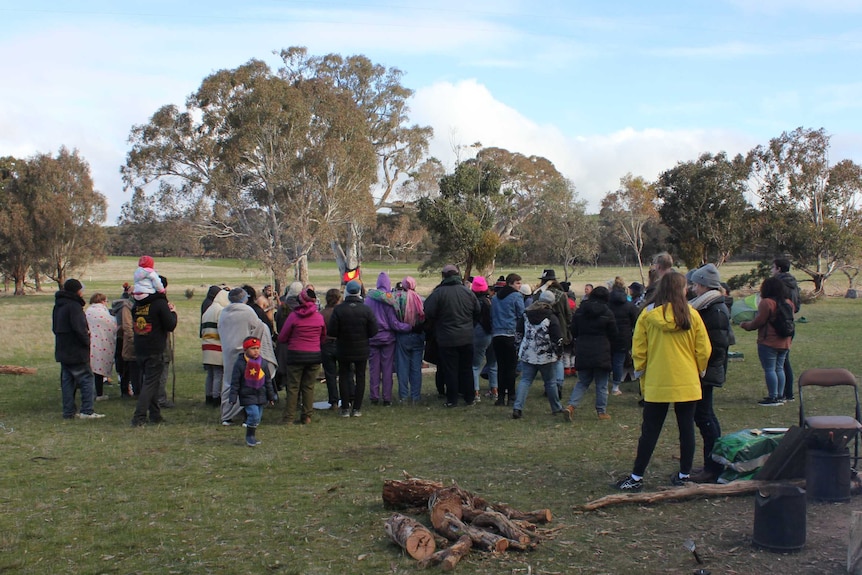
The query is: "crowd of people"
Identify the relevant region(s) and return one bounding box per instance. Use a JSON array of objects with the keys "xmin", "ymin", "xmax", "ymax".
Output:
[{"xmin": 51, "ymin": 253, "xmax": 802, "ymax": 480}]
